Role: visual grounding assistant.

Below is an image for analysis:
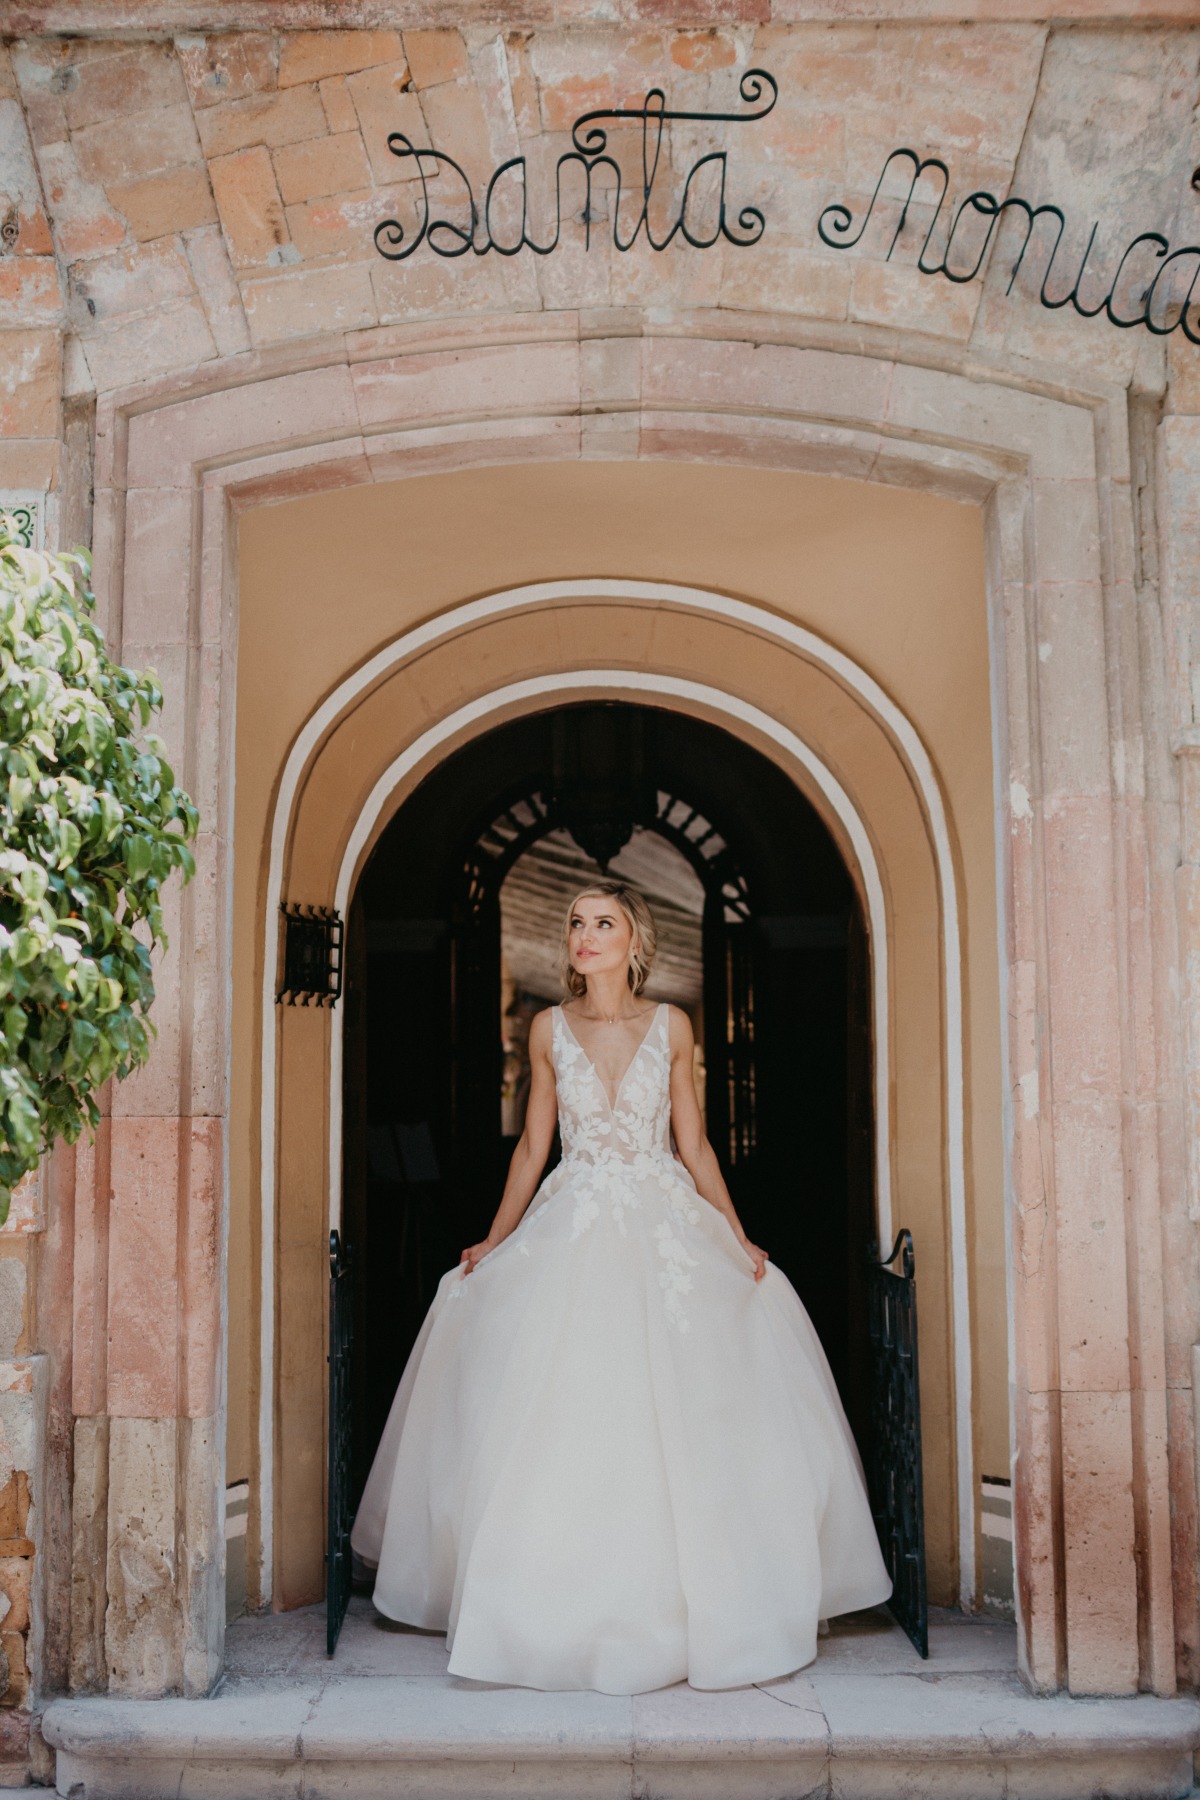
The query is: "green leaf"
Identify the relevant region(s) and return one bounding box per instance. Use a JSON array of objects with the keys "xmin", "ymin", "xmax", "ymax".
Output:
[
  {"xmin": 95, "ymin": 792, "xmax": 124, "ymax": 842},
  {"xmin": 6, "ymin": 775, "xmax": 31, "ymax": 817},
  {"xmin": 95, "ymin": 975, "xmax": 122, "ymax": 1015},
  {"xmin": 10, "ymin": 928, "xmax": 41, "ymax": 968},
  {"xmin": 17, "ymin": 862, "xmax": 48, "ymax": 905},
  {"xmin": 56, "ymin": 818, "xmax": 81, "ymax": 868},
  {"xmin": 124, "ymin": 834, "xmax": 154, "ymax": 881},
  {"xmin": 5, "ymin": 1089, "xmax": 41, "ymax": 1160}
]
